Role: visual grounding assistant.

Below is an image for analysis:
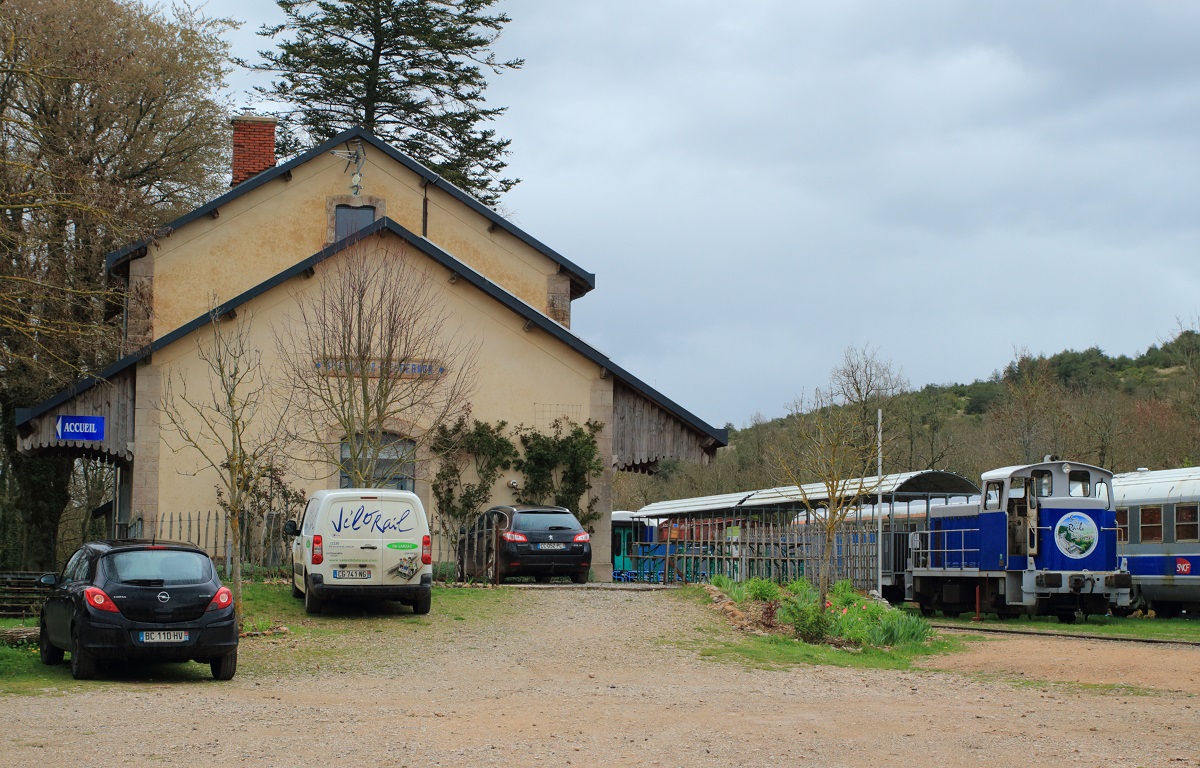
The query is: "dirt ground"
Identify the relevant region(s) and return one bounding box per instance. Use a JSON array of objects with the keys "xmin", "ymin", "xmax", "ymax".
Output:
[{"xmin": 5, "ymin": 586, "xmax": 1200, "ymax": 768}]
